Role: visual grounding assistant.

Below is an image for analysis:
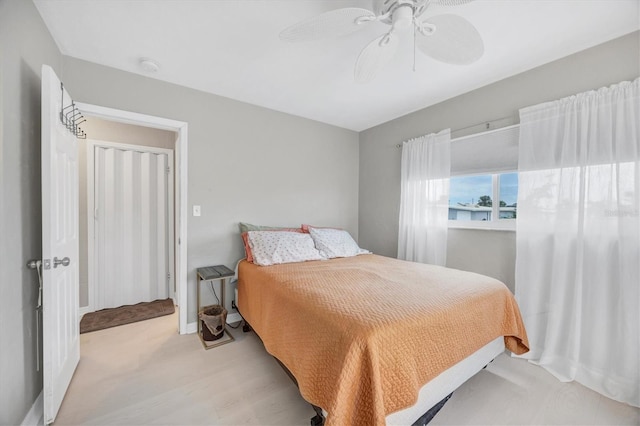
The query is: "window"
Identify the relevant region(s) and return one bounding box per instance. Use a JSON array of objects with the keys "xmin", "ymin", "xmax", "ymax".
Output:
[
  {"xmin": 449, "ymin": 172, "xmax": 518, "ymax": 228},
  {"xmin": 447, "ymin": 124, "xmax": 520, "ymax": 229}
]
